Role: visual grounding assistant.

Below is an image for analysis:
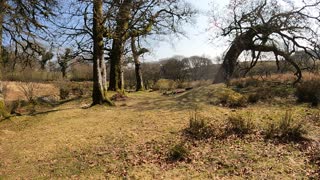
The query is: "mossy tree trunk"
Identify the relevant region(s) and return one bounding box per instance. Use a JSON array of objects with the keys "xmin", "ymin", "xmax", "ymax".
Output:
[
  {"xmin": 108, "ymin": 0, "xmax": 132, "ymax": 92},
  {"xmin": 109, "ymin": 39, "xmax": 124, "ymax": 92},
  {"xmin": 92, "ymin": 0, "xmax": 113, "ymax": 106}
]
